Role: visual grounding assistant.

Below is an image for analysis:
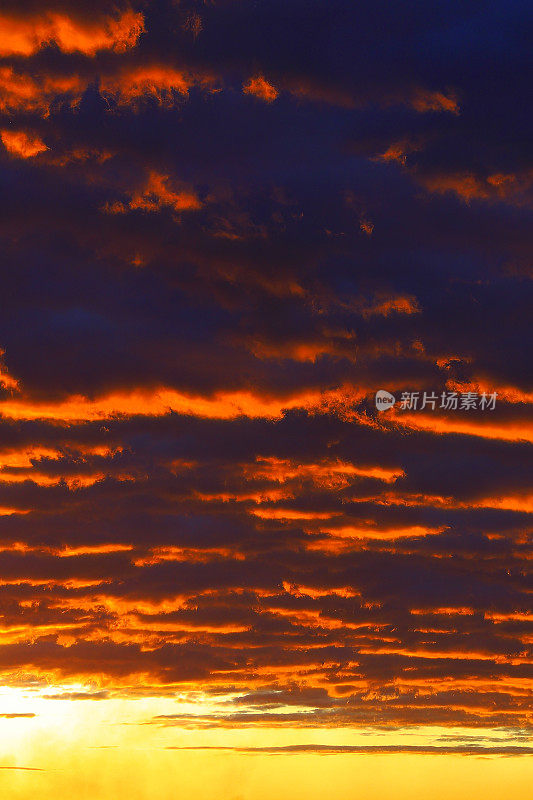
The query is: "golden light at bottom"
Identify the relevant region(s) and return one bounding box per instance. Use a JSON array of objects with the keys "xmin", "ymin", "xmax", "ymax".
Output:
[{"xmin": 0, "ymin": 690, "xmax": 531, "ymax": 800}]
